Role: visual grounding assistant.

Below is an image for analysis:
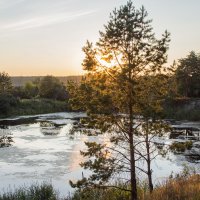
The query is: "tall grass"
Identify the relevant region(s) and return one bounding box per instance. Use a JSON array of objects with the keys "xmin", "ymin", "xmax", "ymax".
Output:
[
  {"xmin": 140, "ymin": 174, "xmax": 200, "ymax": 200},
  {"xmin": 0, "ymin": 183, "xmax": 58, "ymax": 200},
  {"xmin": 0, "ymin": 174, "xmax": 199, "ymax": 200},
  {"xmin": 66, "ymin": 174, "xmax": 200, "ymax": 200}
]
